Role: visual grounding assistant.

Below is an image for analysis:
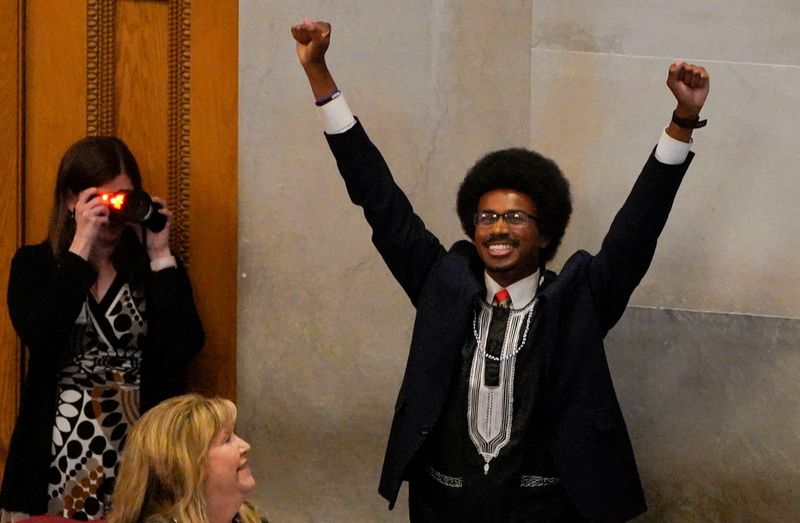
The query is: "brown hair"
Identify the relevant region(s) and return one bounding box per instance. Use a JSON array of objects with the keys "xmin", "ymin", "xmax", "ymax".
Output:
[{"xmin": 48, "ymin": 136, "xmax": 143, "ymax": 257}]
